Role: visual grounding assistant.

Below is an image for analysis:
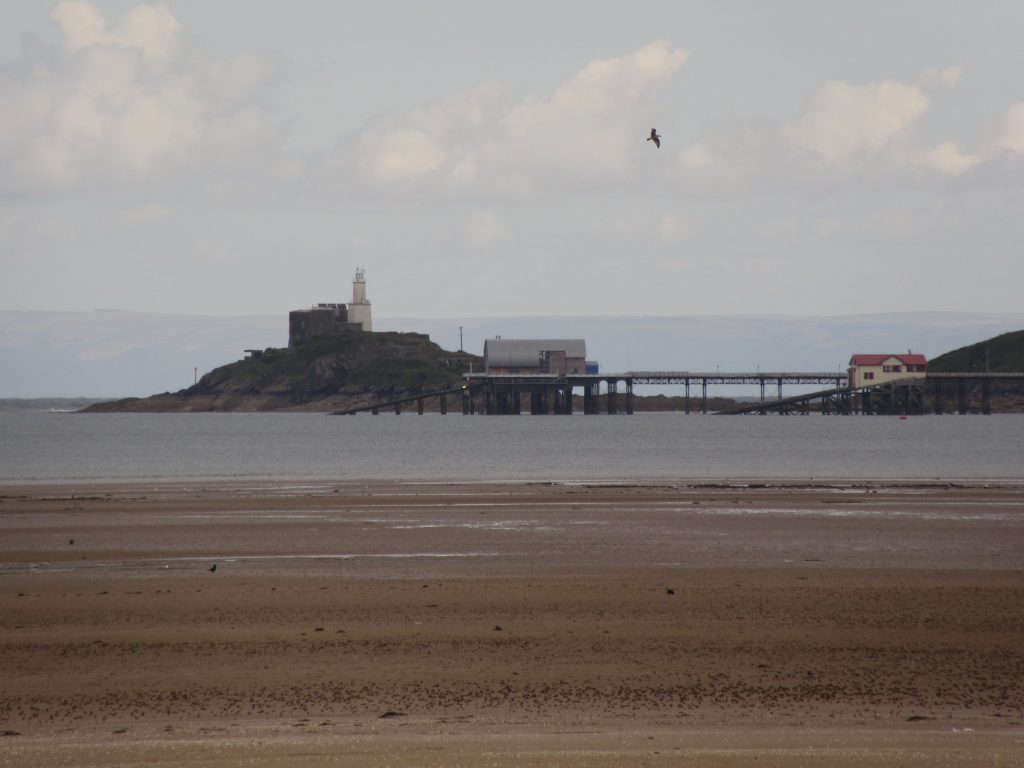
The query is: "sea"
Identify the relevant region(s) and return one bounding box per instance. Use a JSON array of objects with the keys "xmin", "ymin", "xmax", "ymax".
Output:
[{"xmin": 1, "ymin": 410, "xmax": 1022, "ymax": 485}]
